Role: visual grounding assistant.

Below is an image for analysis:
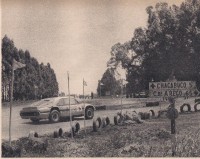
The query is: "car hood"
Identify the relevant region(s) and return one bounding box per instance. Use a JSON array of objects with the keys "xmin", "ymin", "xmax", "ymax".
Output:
[{"xmin": 22, "ymin": 103, "xmax": 53, "ymax": 110}]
